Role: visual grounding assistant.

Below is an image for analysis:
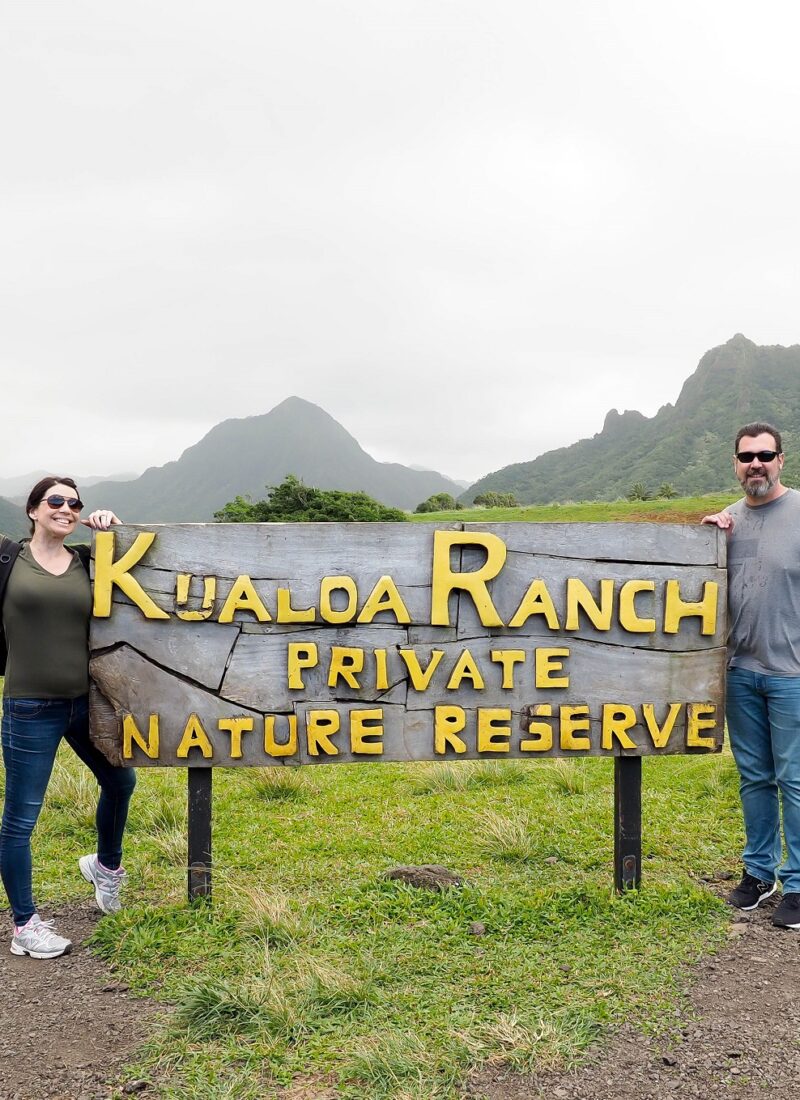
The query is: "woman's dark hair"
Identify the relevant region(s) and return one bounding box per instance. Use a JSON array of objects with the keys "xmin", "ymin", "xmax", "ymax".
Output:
[{"xmin": 25, "ymin": 476, "xmax": 79, "ymax": 536}]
